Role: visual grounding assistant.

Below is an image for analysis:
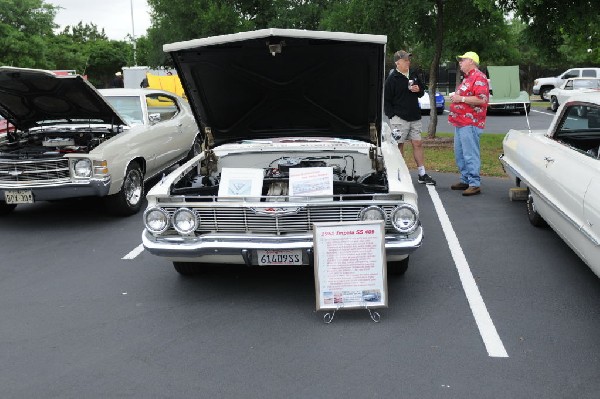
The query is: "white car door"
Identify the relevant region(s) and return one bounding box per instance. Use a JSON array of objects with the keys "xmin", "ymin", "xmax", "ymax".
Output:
[
  {"xmin": 144, "ymin": 93, "xmax": 191, "ymax": 175},
  {"xmin": 583, "ymin": 177, "xmax": 600, "ymax": 266},
  {"xmin": 541, "ymin": 106, "xmax": 595, "ymax": 250}
]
